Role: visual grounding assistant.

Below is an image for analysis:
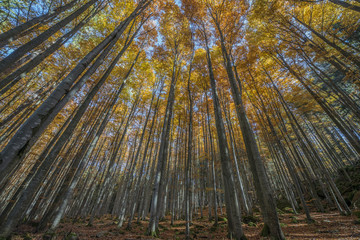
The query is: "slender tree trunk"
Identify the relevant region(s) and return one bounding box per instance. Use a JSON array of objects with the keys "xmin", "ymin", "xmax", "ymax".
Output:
[
  {"xmin": 0, "ymin": 3, "xmax": 149, "ymax": 182},
  {"xmin": 204, "ymin": 36, "xmax": 246, "ymax": 240},
  {"xmin": 0, "ymin": 7, "xmax": 100, "ymax": 94},
  {"xmin": 210, "ymin": 17, "xmax": 284, "ymax": 239},
  {"xmin": 147, "ymin": 51, "xmax": 179, "ymax": 237},
  {"xmin": 0, "ymin": 0, "xmax": 99, "ymax": 73},
  {"xmin": 0, "ymin": 0, "xmax": 80, "ymax": 47}
]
